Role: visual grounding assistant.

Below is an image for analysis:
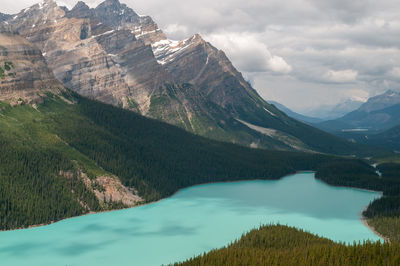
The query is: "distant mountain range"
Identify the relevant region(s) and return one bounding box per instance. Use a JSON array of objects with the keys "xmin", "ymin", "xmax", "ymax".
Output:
[
  {"xmin": 268, "ymin": 101, "xmax": 324, "ymax": 124},
  {"xmin": 316, "ymin": 90, "xmax": 400, "ymax": 133},
  {"xmin": 0, "ymin": 0, "xmax": 376, "ymax": 155},
  {"xmin": 301, "ymin": 99, "xmax": 365, "ymax": 120}
]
